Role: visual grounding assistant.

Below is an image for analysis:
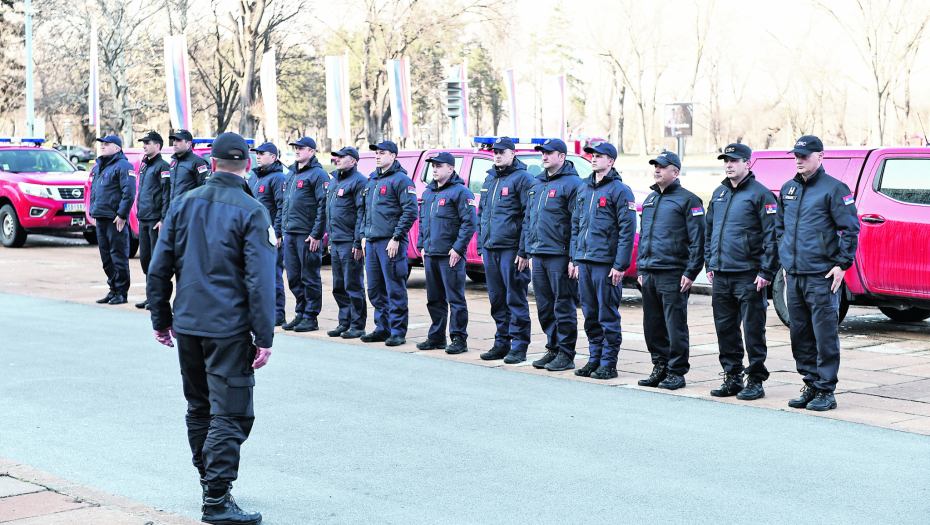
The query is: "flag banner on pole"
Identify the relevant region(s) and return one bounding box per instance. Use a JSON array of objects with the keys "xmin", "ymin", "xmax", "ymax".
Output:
[
  {"xmin": 164, "ymin": 34, "xmax": 192, "ymax": 130},
  {"xmin": 453, "ymin": 62, "xmax": 469, "ymax": 142},
  {"xmin": 88, "ymin": 21, "xmax": 99, "ymax": 127},
  {"xmin": 386, "ymin": 58, "xmax": 412, "ymax": 139},
  {"xmin": 326, "ymin": 55, "xmax": 351, "ymax": 140},
  {"xmin": 260, "ymin": 48, "xmax": 278, "ymax": 143},
  {"xmin": 504, "ymin": 70, "xmax": 518, "ymax": 137},
  {"xmin": 556, "ymin": 75, "xmax": 566, "ymax": 141}
]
